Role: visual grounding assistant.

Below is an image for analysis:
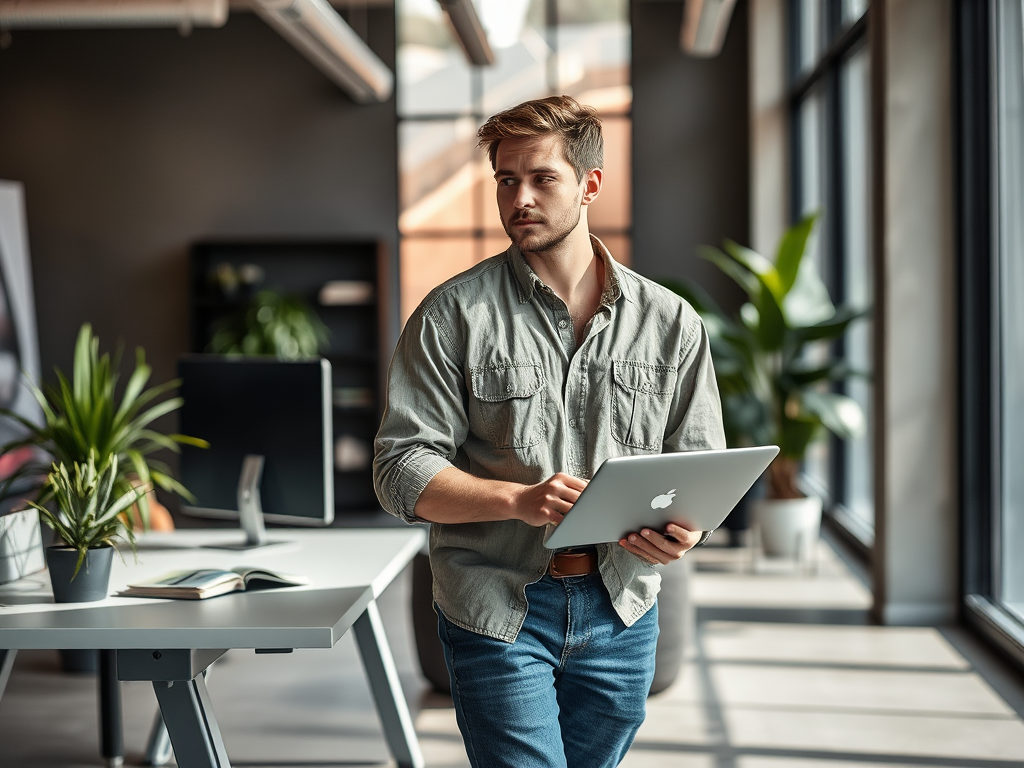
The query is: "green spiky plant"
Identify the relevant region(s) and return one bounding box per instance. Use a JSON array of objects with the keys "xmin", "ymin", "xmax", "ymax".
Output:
[
  {"xmin": 28, "ymin": 453, "xmax": 147, "ymax": 578},
  {"xmin": 663, "ymin": 213, "xmax": 869, "ymax": 499},
  {"xmin": 208, "ymin": 289, "xmax": 329, "ymax": 360},
  {"xmin": 1, "ymin": 323, "xmax": 207, "ymax": 526}
]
